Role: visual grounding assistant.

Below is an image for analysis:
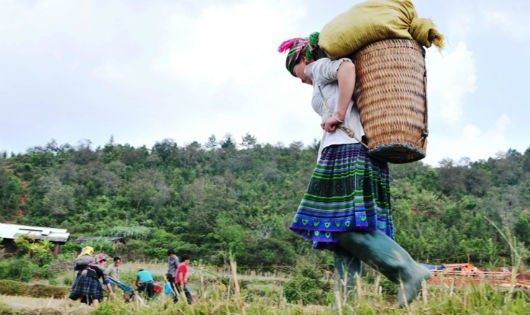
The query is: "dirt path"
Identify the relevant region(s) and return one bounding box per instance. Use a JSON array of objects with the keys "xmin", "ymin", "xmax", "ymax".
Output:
[{"xmin": 0, "ymin": 295, "xmax": 93, "ymax": 315}]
